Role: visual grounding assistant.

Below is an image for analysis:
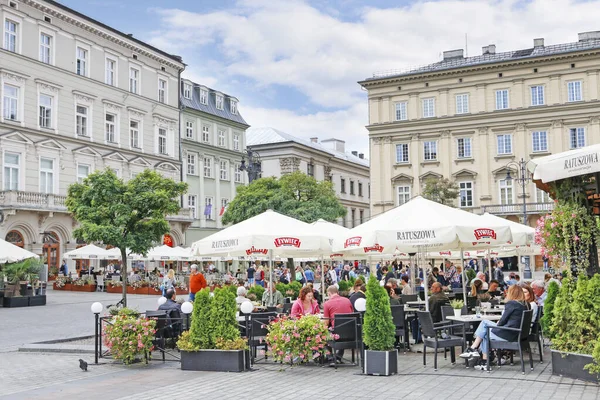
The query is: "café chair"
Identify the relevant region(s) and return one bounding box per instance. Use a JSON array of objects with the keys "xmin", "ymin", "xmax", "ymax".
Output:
[
  {"xmin": 417, "ymin": 311, "xmax": 465, "ymax": 371},
  {"xmin": 390, "ymin": 305, "xmax": 409, "ymax": 352},
  {"xmin": 485, "ymin": 309, "xmax": 534, "ymax": 374},
  {"xmin": 327, "ymin": 313, "xmax": 361, "ymax": 369},
  {"xmin": 528, "ymin": 306, "xmax": 544, "ymax": 363}
]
